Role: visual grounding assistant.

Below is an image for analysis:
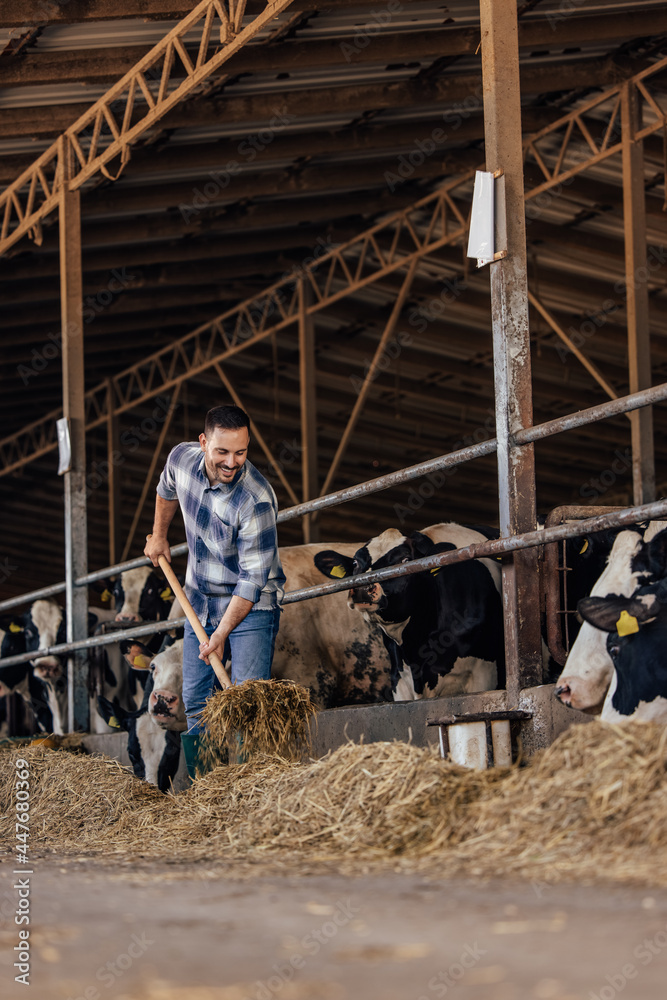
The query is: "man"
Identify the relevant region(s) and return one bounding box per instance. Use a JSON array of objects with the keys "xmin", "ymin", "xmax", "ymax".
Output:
[{"xmin": 144, "ymin": 404, "xmax": 285, "ymax": 766}]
